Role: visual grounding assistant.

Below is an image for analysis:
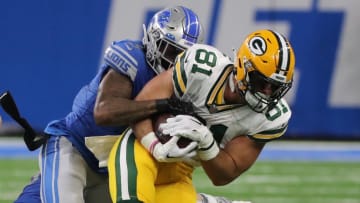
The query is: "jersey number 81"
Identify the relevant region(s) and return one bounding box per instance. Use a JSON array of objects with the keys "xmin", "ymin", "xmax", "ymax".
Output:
[{"xmin": 191, "ymin": 49, "xmax": 217, "ymax": 76}]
